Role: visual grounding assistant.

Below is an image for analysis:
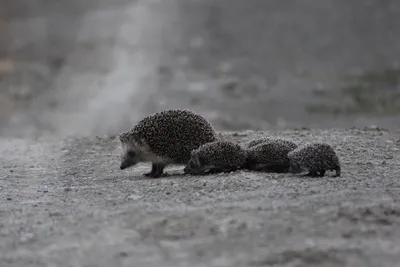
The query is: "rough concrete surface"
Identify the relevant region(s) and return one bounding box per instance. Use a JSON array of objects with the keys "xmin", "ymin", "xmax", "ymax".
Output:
[{"xmin": 1, "ymin": 129, "xmax": 400, "ymax": 267}]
